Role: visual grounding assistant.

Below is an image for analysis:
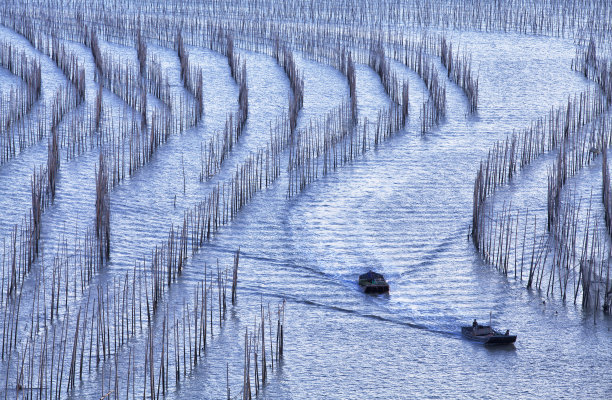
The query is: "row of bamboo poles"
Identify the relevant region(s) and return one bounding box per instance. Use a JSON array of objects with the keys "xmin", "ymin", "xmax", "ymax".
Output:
[
  {"xmin": 0, "ymin": 219, "xmax": 286, "ymax": 399},
  {"xmin": 90, "ymin": 25, "xmax": 199, "ymax": 133},
  {"xmin": 0, "ymin": 43, "xmax": 86, "ymax": 300},
  {"xmin": 472, "ymin": 38, "xmax": 612, "ymax": 311},
  {"xmin": 368, "ymin": 41, "xmax": 410, "ymax": 127},
  {"xmin": 48, "ymin": 36, "xmax": 86, "ymax": 106},
  {"xmin": 0, "ymin": 42, "xmax": 41, "ymax": 117},
  {"xmin": 273, "ymin": 40, "xmax": 304, "ymax": 134},
  {"xmin": 573, "ymin": 37, "xmax": 612, "ymax": 104},
  {"xmin": 0, "ymin": 42, "xmax": 42, "ymax": 164},
  {"xmin": 199, "ymin": 34, "xmax": 250, "ymax": 182},
  {"xmin": 0, "ymin": 17, "xmax": 262, "ymax": 326},
  {"xmin": 70, "ymin": 44, "xmax": 303, "ymax": 394},
  {"xmin": 7, "ymin": 96, "xmax": 294, "ymax": 390},
  {"xmin": 11, "ymin": 0, "xmax": 609, "ymax": 66},
  {"xmin": 31, "ymin": 34, "xmax": 99, "ymax": 163},
  {"xmin": 0, "ymin": 24, "xmax": 159, "ymax": 339},
  {"xmin": 287, "ymin": 99, "xmax": 405, "ymax": 198},
  {"xmin": 110, "ymin": 117, "xmax": 292, "ymax": 368},
  {"xmin": 95, "ymin": 153, "xmax": 110, "ymax": 263},
  {"xmin": 0, "ymin": 28, "xmax": 96, "ymax": 315},
  {"xmin": 10, "ymin": 0, "xmax": 610, "ymax": 69},
  {"xmin": 337, "ymin": 47, "xmax": 358, "ymax": 123},
  {"xmin": 401, "ymin": 43, "xmax": 446, "ymax": 133},
  {"xmin": 16, "ymin": 27, "xmax": 90, "ymax": 160},
  {"xmin": 1, "ymin": 2, "xmax": 468, "ymax": 149},
  {"xmin": 1, "ymin": 121, "xmax": 60, "ymax": 300},
  {"xmin": 241, "ymin": 301, "xmax": 285, "ymax": 400},
  {"xmin": 472, "ymin": 89, "xmax": 606, "ymax": 241},
  {"xmin": 472, "ymin": 89, "xmax": 606, "ymax": 250},
  {"xmin": 11, "ymin": 162, "xmax": 284, "ymax": 391},
  {"xmin": 600, "ymin": 150, "xmax": 612, "ymax": 312},
  {"xmin": 1, "ymin": 22, "xmax": 104, "ymax": 206},
  {"xmin": 320, "ymin": 34, "xmax": 443, "ymax": 136},
  {"xmin": 176, "ymin": 29, "xmax": 204, "ymax": 123},
  {"xmin": 86, "ymin": 30, "xmax": 205, "ymax": 189},
  {"xmin": 439, "ymin": 35, "xmax": 479, "ymax": 113}
]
